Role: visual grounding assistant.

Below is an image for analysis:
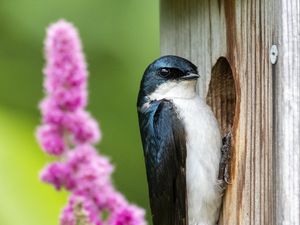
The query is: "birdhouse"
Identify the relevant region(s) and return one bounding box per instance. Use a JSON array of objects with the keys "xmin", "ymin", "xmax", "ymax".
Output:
[{"xmin": 160, "ymin": 0, "xmax": 300, "ymax": 224}]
